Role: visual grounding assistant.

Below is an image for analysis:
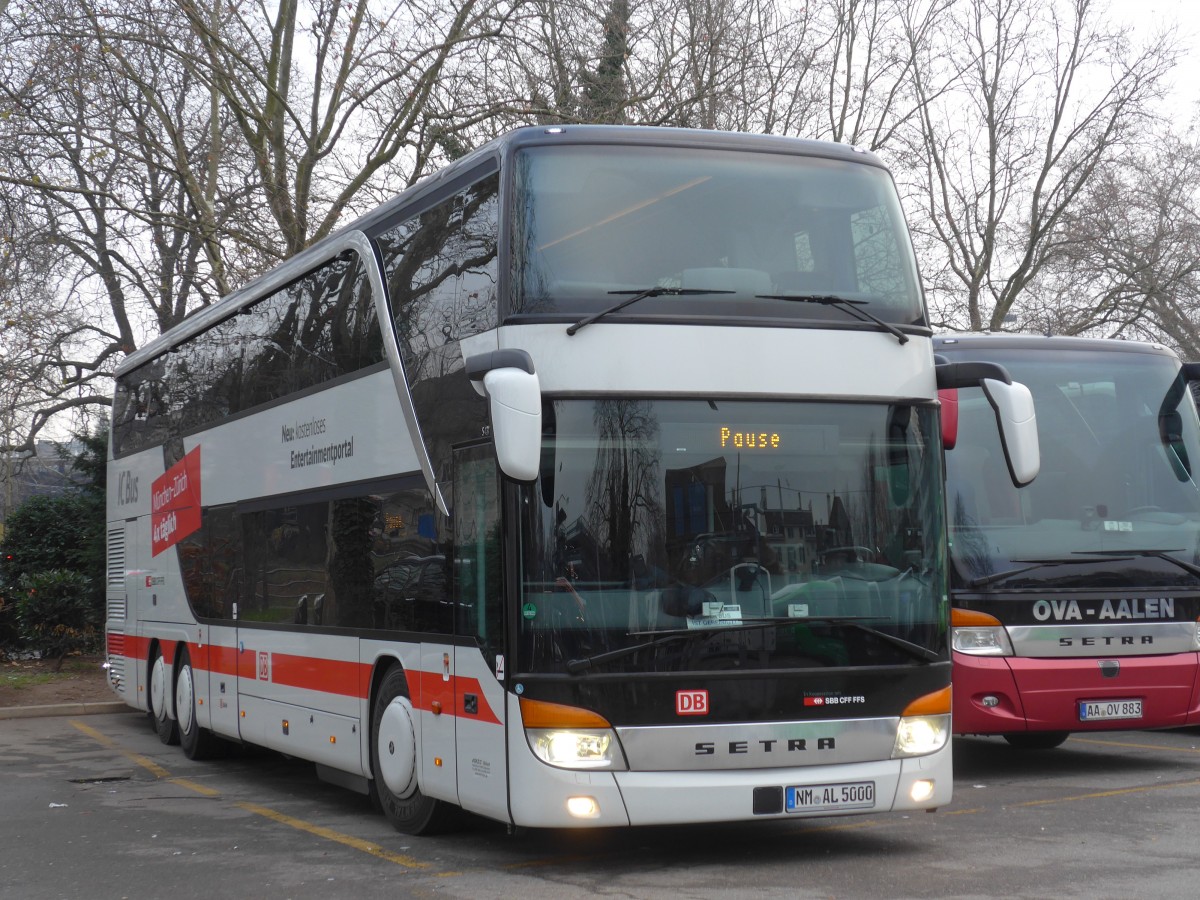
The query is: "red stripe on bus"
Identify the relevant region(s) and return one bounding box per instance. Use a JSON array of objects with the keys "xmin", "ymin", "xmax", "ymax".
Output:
[
  {"xmin": 207, "ymin": 644, "xmax": 239, "ymax": 677},
  {"xmin": 411, "ymin": 669, "xmax": 501, "ymax": 725},
  {"xmin": 267, "ymin": 652, "xmax": 364, "ymax": 697},
  {"xmin": 113, "ymin": 633, "xmax": 501, "ymax": 723}
]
